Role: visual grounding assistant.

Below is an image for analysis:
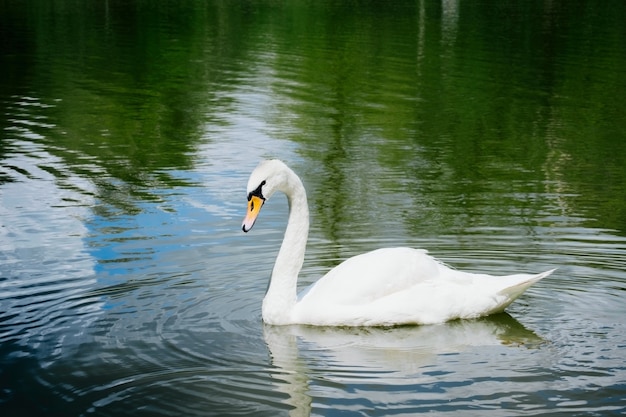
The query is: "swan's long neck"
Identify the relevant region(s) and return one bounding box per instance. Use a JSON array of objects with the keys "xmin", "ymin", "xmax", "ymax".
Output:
[{"xmin": 262, "ymin": 170, "xmax": 309, "ymax": 325}]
